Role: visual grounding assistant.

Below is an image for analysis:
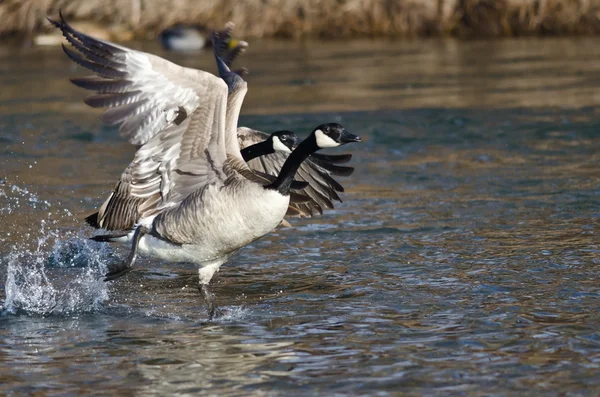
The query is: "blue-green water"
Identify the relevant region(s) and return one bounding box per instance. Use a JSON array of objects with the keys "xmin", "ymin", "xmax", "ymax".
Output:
[{"xmin": 0, "ymin": 38, "xmax": 599, "ymax": 396}]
